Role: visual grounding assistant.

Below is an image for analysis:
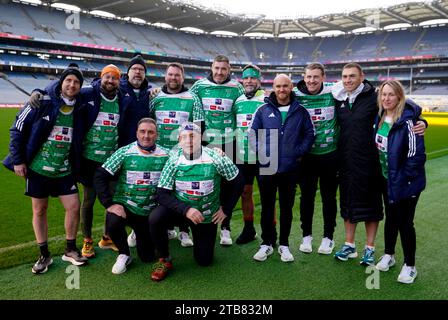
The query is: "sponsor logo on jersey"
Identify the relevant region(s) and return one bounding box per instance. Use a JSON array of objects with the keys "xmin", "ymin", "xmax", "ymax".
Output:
[
  {"xmin": 108, "ymin": 113, "xmax": 115, "ymax": 120},
  {"xmin": 192, "ymin": 182, "xmax": 200, "ymax": 189},
  {"xmin": 169, "ymin": 111, "xmax": 176, "ymax": 118},
  {"xmin": 62, "ymin": 127, "xmax": 69, "ymax": 134},
  {"xmin": 215, "ymin": 98, "xmax": 222, "ymax": 105}
]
